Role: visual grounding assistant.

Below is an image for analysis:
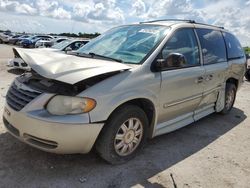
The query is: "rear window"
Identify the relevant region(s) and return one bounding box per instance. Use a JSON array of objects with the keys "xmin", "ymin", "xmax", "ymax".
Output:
[
  {"xmin": 196, "ymin": 29, "xmax": 227, "ymax": 65},
  {"xmin": 223, "ymin": 32, "xmax": 244, "ymax": 59}
]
